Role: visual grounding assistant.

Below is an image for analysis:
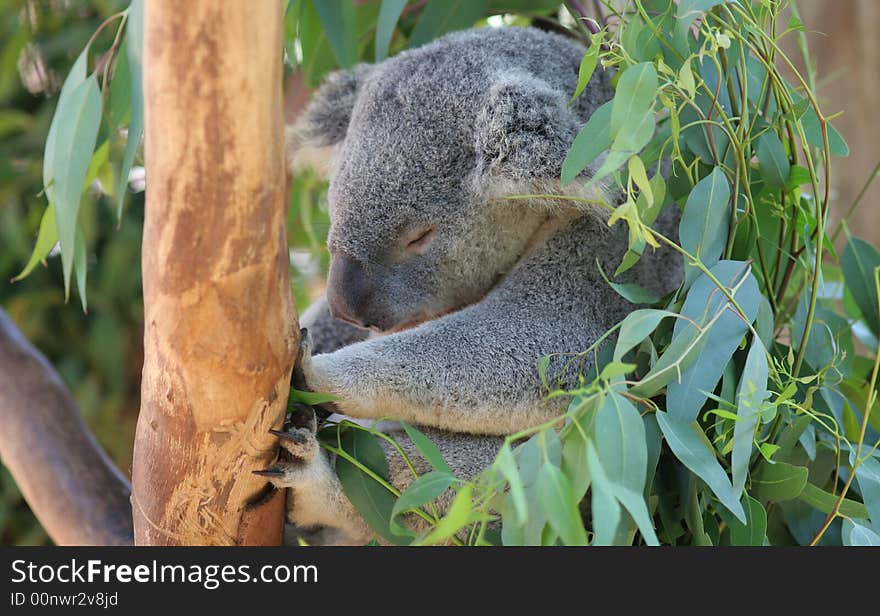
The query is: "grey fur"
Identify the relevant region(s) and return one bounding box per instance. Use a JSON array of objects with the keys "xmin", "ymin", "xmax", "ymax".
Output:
[{"xmin": 275, "ymin": 26, "xmax": 682, "ymax": 545}]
